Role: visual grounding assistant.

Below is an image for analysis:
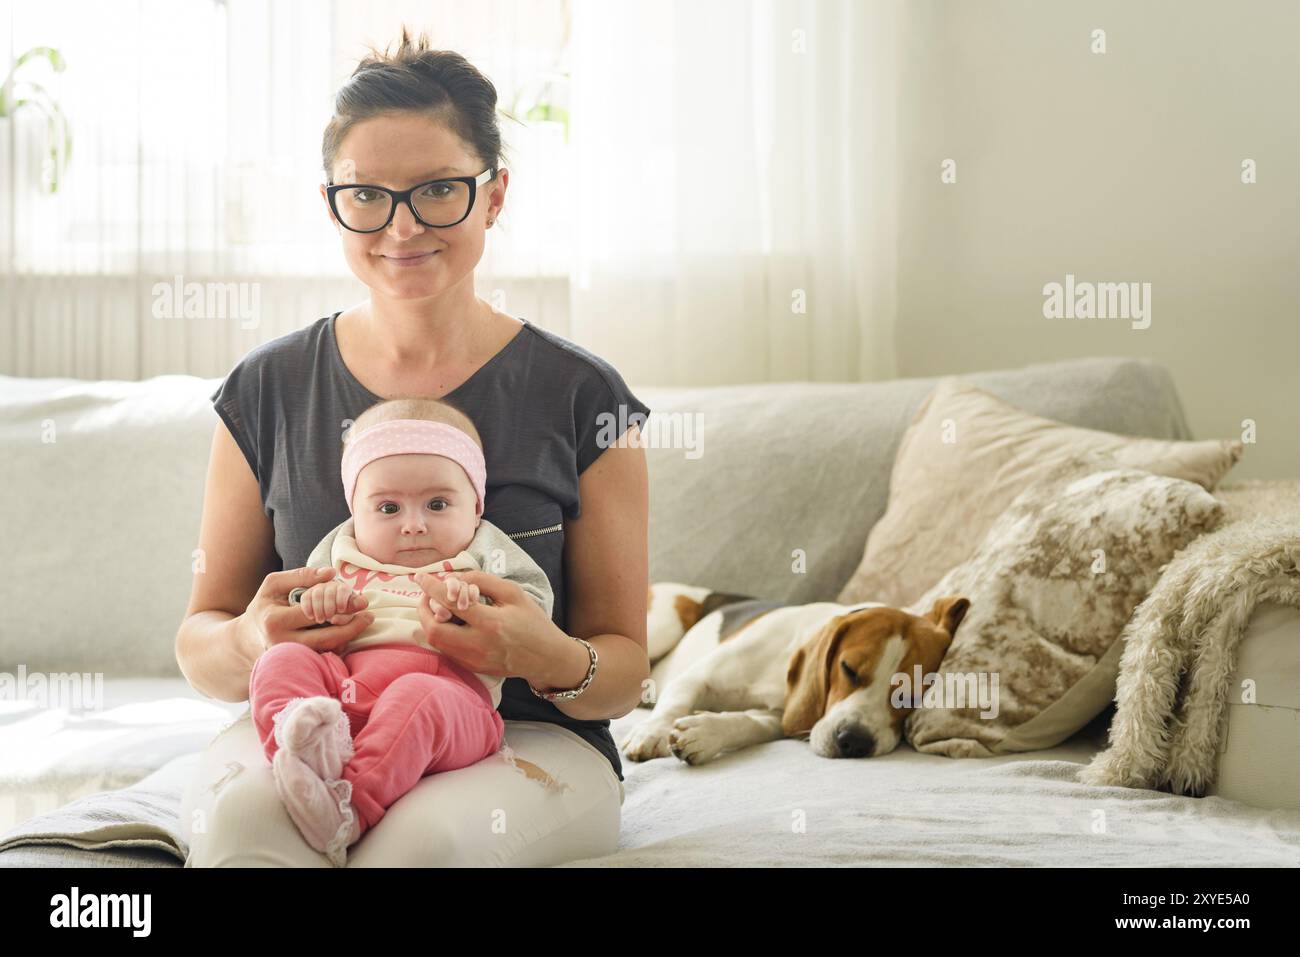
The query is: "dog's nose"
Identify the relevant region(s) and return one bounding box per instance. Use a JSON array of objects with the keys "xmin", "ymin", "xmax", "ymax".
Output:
[{"xmin": 835, "ymin": 727, "xmax": 876, "ymax": 758}]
